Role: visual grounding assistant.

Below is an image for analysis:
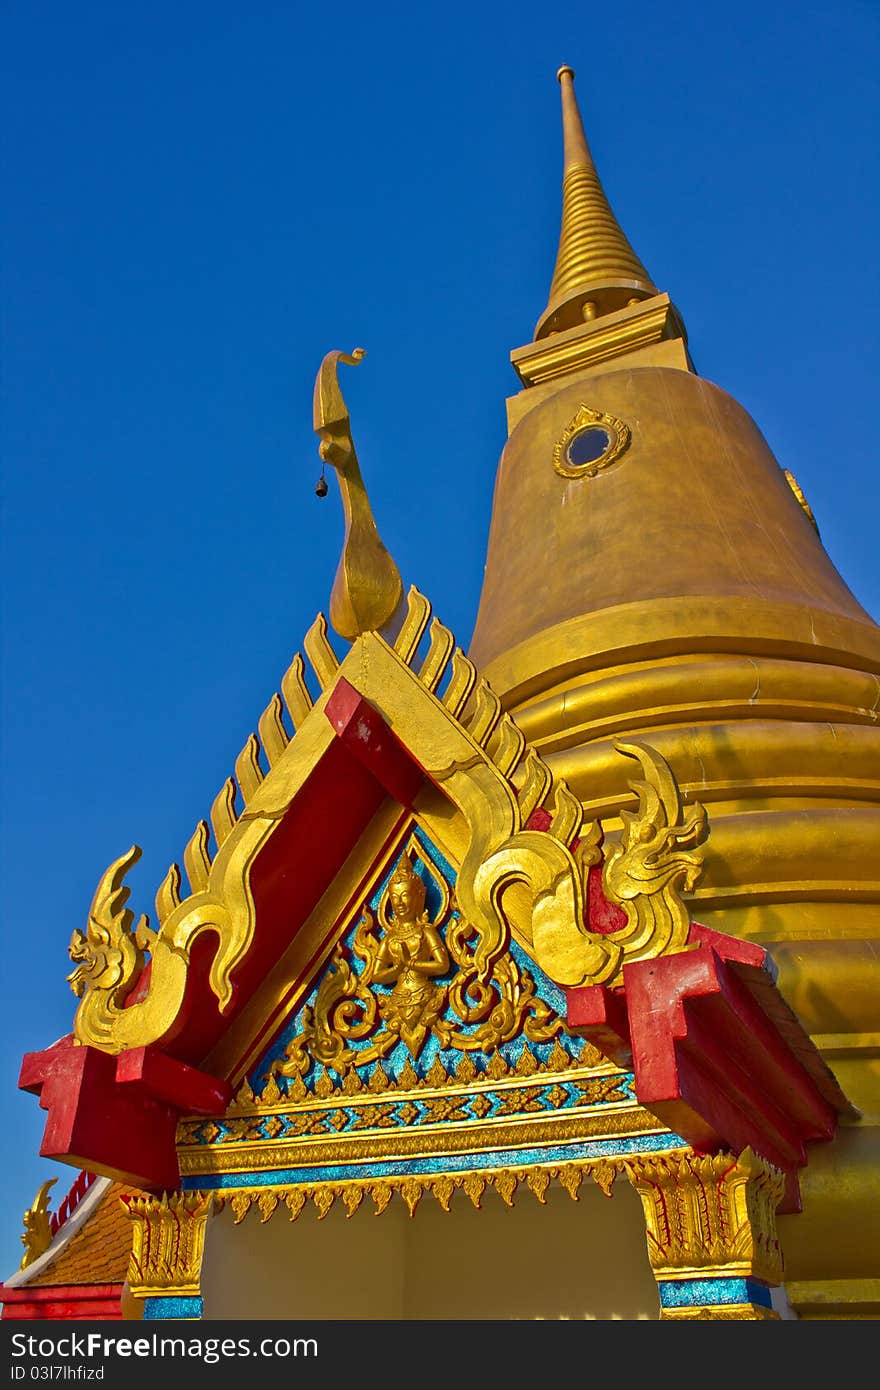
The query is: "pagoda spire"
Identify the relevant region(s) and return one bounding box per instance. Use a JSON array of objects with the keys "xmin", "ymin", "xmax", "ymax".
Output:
[{"xmin": 535, "ymin": 66, "xmax": 657, "ymax": 339}]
